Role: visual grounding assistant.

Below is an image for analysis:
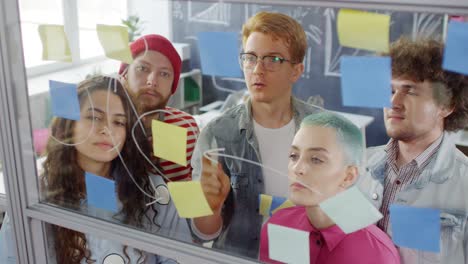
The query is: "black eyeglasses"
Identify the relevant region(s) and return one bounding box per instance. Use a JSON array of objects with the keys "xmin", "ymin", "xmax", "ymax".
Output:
[{"xmin": 239, "ymin": 53, "xmax": 296, "ymax": 72}]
